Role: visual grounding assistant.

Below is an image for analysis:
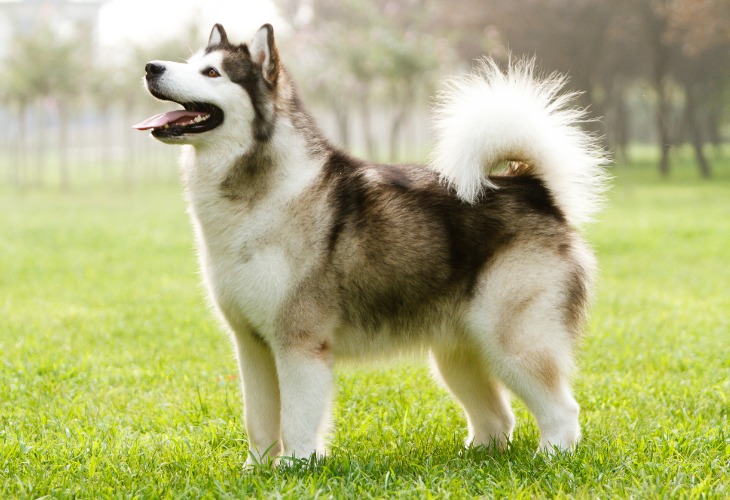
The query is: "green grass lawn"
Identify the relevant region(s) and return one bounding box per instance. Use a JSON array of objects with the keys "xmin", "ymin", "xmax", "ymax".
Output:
[{"xmin": 1, "ymin": 153, "xmax": 729, "ymax": 498}]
